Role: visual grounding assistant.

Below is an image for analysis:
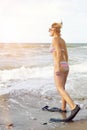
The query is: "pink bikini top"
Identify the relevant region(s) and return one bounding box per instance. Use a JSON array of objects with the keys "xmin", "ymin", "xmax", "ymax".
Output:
[
  {"xmin": 50, "ymin": 44, "xmax": 64, "ymax": 53},
  {"xmin": 50, "ymin": 46, "xmax": 55, "ymax": 53}
]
